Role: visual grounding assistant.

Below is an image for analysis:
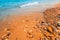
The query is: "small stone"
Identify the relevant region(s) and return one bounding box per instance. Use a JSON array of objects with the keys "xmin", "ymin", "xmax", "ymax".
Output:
[
  {"xmin": 25, "ymin": 25, "xmax": 28, "ymax": 28},
  {"xmin": 5, "ymin": 38, "xmax": 8, "ymax": 40},
  {"xmin": 57, "ymin": 14, "xmax": 60, "ymax": 18},
  {"xmin": 41, "ymin": 21, "xmax": 44, "ymax": 23},
  {"xmin": 27, "ymin": 35, "xmax": 34, "ymax": 38},
  {"xmin": 24, "ymin": 29, "xmax": 26, "ymax": 32},
  {"xmin": 32, "ymin": 26, "xmax": 36, "ymax": 29},
  {"xmin": 29, "ymin": 30, "xmax": 32, "ymax": 33},
  {"xmin": 7, "ymin": 31, "xmax": 11, "ymax": 36},
  {"xmin": 57, "ymin": 22, "xmax": 60, "ymax": 26}
]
